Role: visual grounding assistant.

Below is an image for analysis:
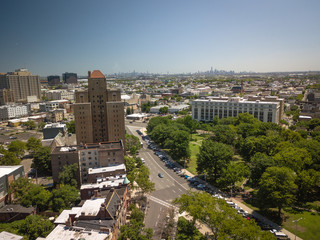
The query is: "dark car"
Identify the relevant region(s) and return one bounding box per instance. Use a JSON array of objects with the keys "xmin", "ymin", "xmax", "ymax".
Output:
[{"xmin": 158, "ymin": 173, "xmax": 164, "ymax": 178}]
